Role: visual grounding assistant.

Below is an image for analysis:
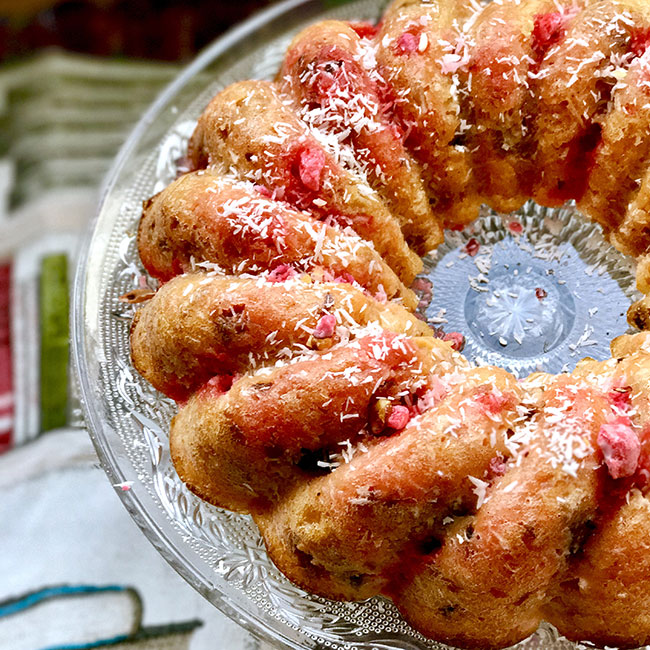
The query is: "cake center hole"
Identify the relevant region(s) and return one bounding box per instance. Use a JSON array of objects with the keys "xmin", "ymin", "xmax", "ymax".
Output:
[{"xmin": 419, "ymin": 202, "xmax": 639, "ymax": 377}]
